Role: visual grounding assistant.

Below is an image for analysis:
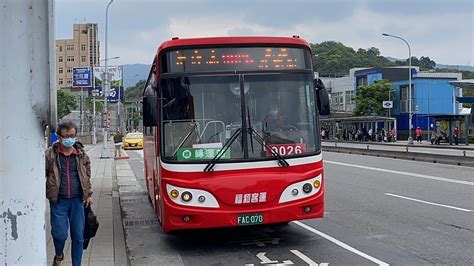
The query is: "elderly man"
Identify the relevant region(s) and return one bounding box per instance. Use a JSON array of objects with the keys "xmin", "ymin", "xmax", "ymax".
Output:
[{"xmin": 45, "ymin": 121, "xmax": 93, "ymax": 266}]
